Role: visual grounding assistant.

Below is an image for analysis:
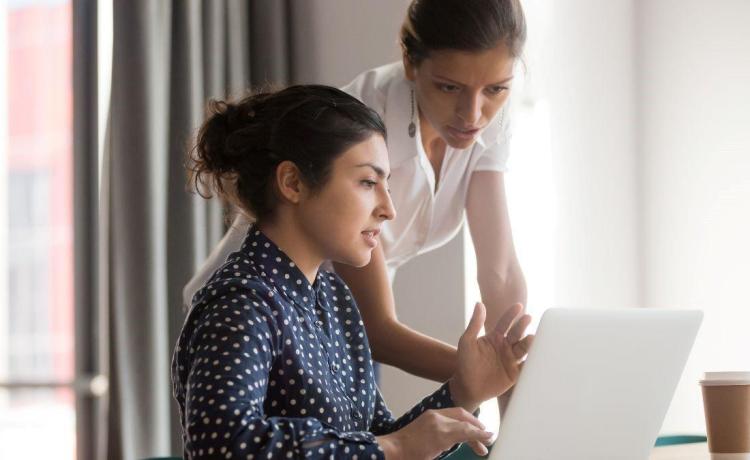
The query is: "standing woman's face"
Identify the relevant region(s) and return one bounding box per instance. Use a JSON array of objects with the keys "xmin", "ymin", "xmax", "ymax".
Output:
[{"xmin": 404, "ymin": 42, "xmax": 516, "ymax": 149}]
